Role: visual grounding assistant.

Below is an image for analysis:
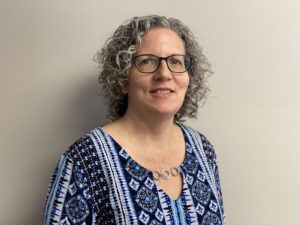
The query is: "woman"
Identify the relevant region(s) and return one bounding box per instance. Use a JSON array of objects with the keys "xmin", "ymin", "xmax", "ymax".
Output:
[{"xmin": 43, "ymin": 15, "xmax": 226, "ymax": 225}]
